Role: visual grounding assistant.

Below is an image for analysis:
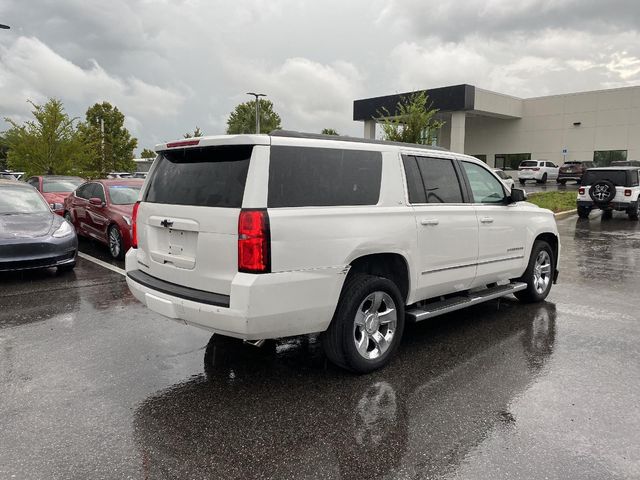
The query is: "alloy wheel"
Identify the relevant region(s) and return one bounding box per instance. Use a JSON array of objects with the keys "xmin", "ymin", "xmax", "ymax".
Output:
[
  {"xmin": 109, "ymin": 228, "xmax": 121, "ymax": 258},
  {"xmin": 352, "ymin": 291, "xmax": 397, "ymax": 360},
  {"xmin": 533, "ymin": 250, "xmax": 551, "ymax": 295}
]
